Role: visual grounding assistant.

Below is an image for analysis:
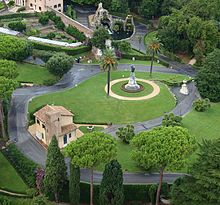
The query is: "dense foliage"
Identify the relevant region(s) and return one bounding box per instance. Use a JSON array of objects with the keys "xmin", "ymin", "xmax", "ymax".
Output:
[
  {"xmin": 46, "ymin": 52, "xmax": 74, "ymax": 77},
  {"xmin": 0, "ymin": 77, "xmax": 18, "ymax": 100},
  {"xmin": 0, "ymin": 59, "xmax": 18, "ymax": 79},
  {"xmin": 171, "ymin": 138, "xmax": 220, "ymax": 205},
  {"xmin": 91, "ymin": 28, "xmax": 111, "ymax": 50},
  {"xmin": 66, "ymin": 25, "xmax": 86, "ymax": 42},
  {"xmin": 131, "ymin": 126, "xmax": 195, "ymax": 205},
  {"xmin": 39, "ymin": 14, "xmax": 49, "ymax": 25},
  {"xmin": 99, "ymin": 160, "xmax": 124, "ymax": 205},
  {"xmin": 69, "ymin": 165, "xmax": 80, "ymax": 205},
  {"xmin": 162, "ymin": 113, "xmax": 182, "ymax": 127},
  {"xmin": 44, "ymin": 136, "xmax": 67, "ymax": 202},
  {"xmin": 8, "ymin": 21, "xmax": 26, "ymax": 32},
  {"xmin": 196, "ymin": 49, "xmax": 220, "ymax": 102},
  {"xmin": 2, "ymin": 144, "xmax": 37, "ymax": 187},
  {"xmin": 116, "ymin": 124, "xmax": 135, "ymax": 143},
  {"xmin": 193, "ymin": 98, "xmax": 211, "ymax": 112},
  {"xmin": 0, "ymin": 35, "xmax": 32, "ymax": 61}
]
